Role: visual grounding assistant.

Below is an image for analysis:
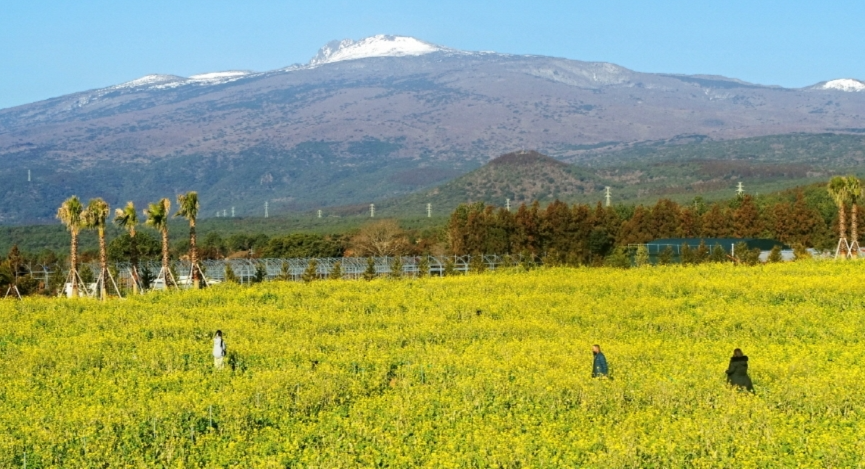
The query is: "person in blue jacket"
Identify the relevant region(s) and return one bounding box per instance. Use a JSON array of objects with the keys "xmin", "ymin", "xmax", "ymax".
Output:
[{"xmin": 592, "ymin": 344, "xmax": 609, "ymax": 378}]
